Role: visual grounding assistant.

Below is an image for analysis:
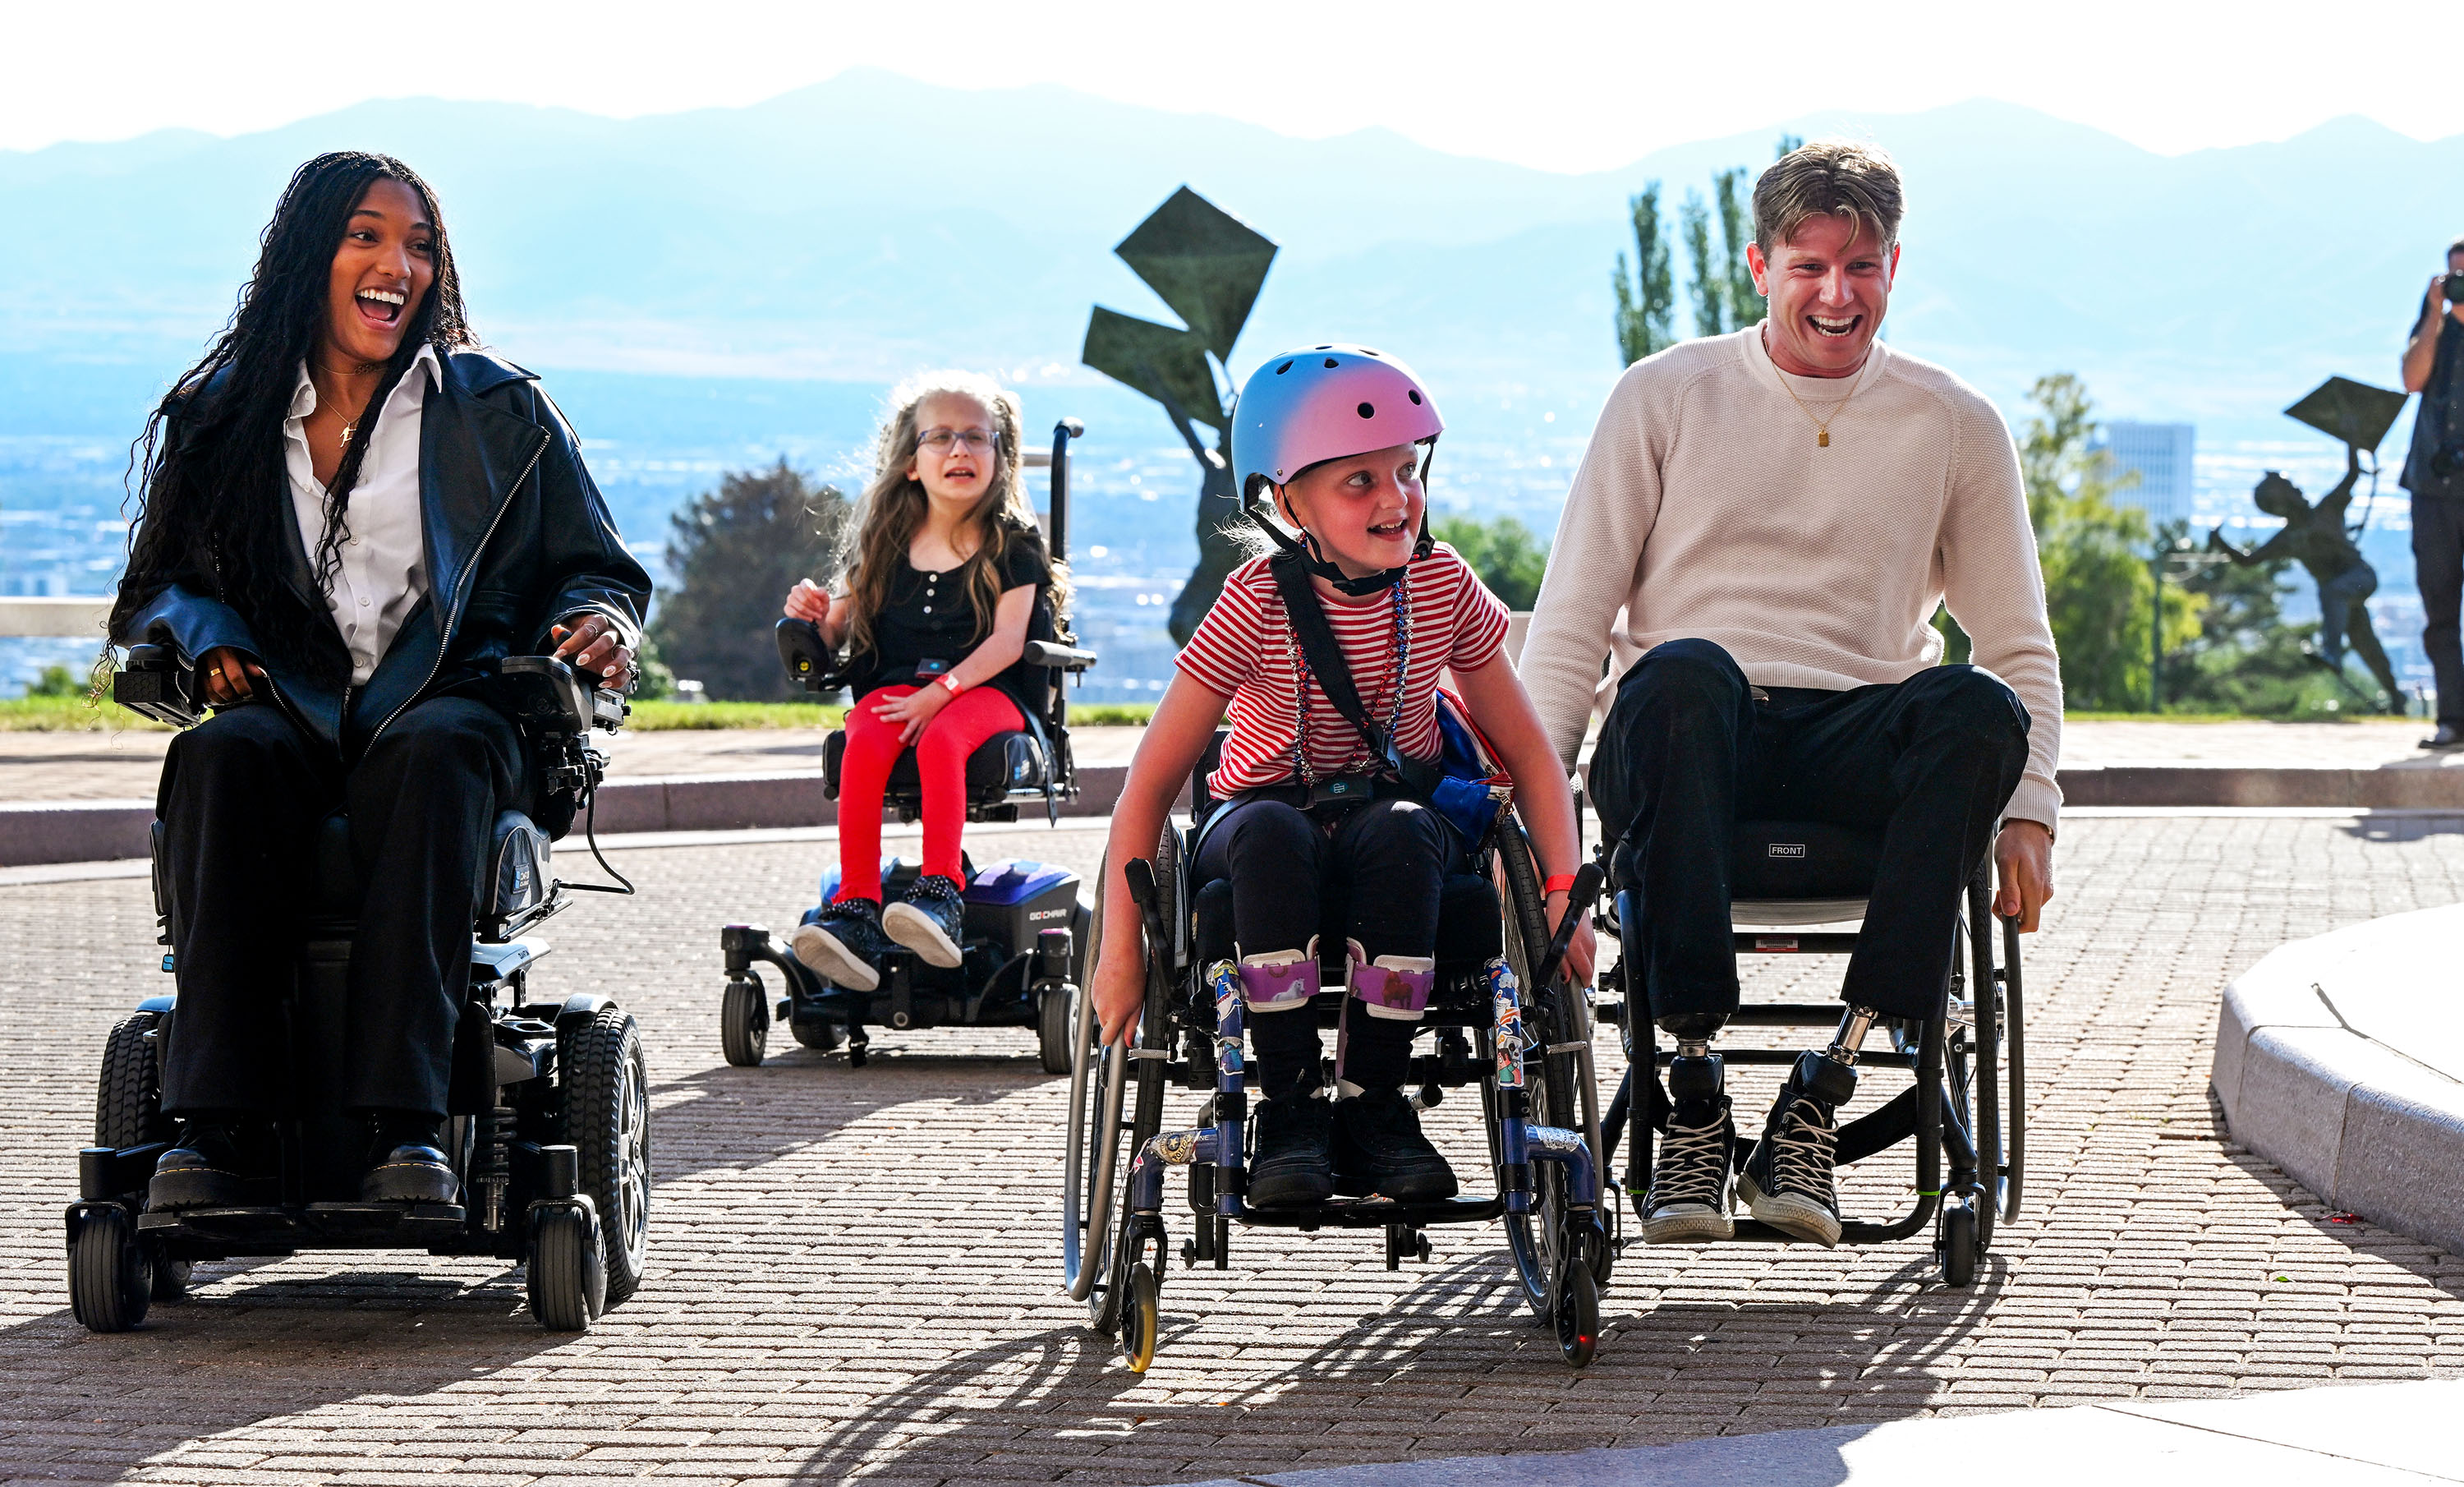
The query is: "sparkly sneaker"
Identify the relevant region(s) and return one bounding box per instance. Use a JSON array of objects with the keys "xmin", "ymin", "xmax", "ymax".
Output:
[
  {"xmin": 1737, "ymin": 1061, "xmax": 1847, "ymax": 1246},
  {"xmin": 791, "ymin": 897, "xmax": 893, "ymax": 992},
  {"xmin": 1639, "ymin": 1099, "xmax": 1735, "ymax": 1244},
  {"xmin": 881, "ymin": 873, "xmax": 968, "ymax": 968}
]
